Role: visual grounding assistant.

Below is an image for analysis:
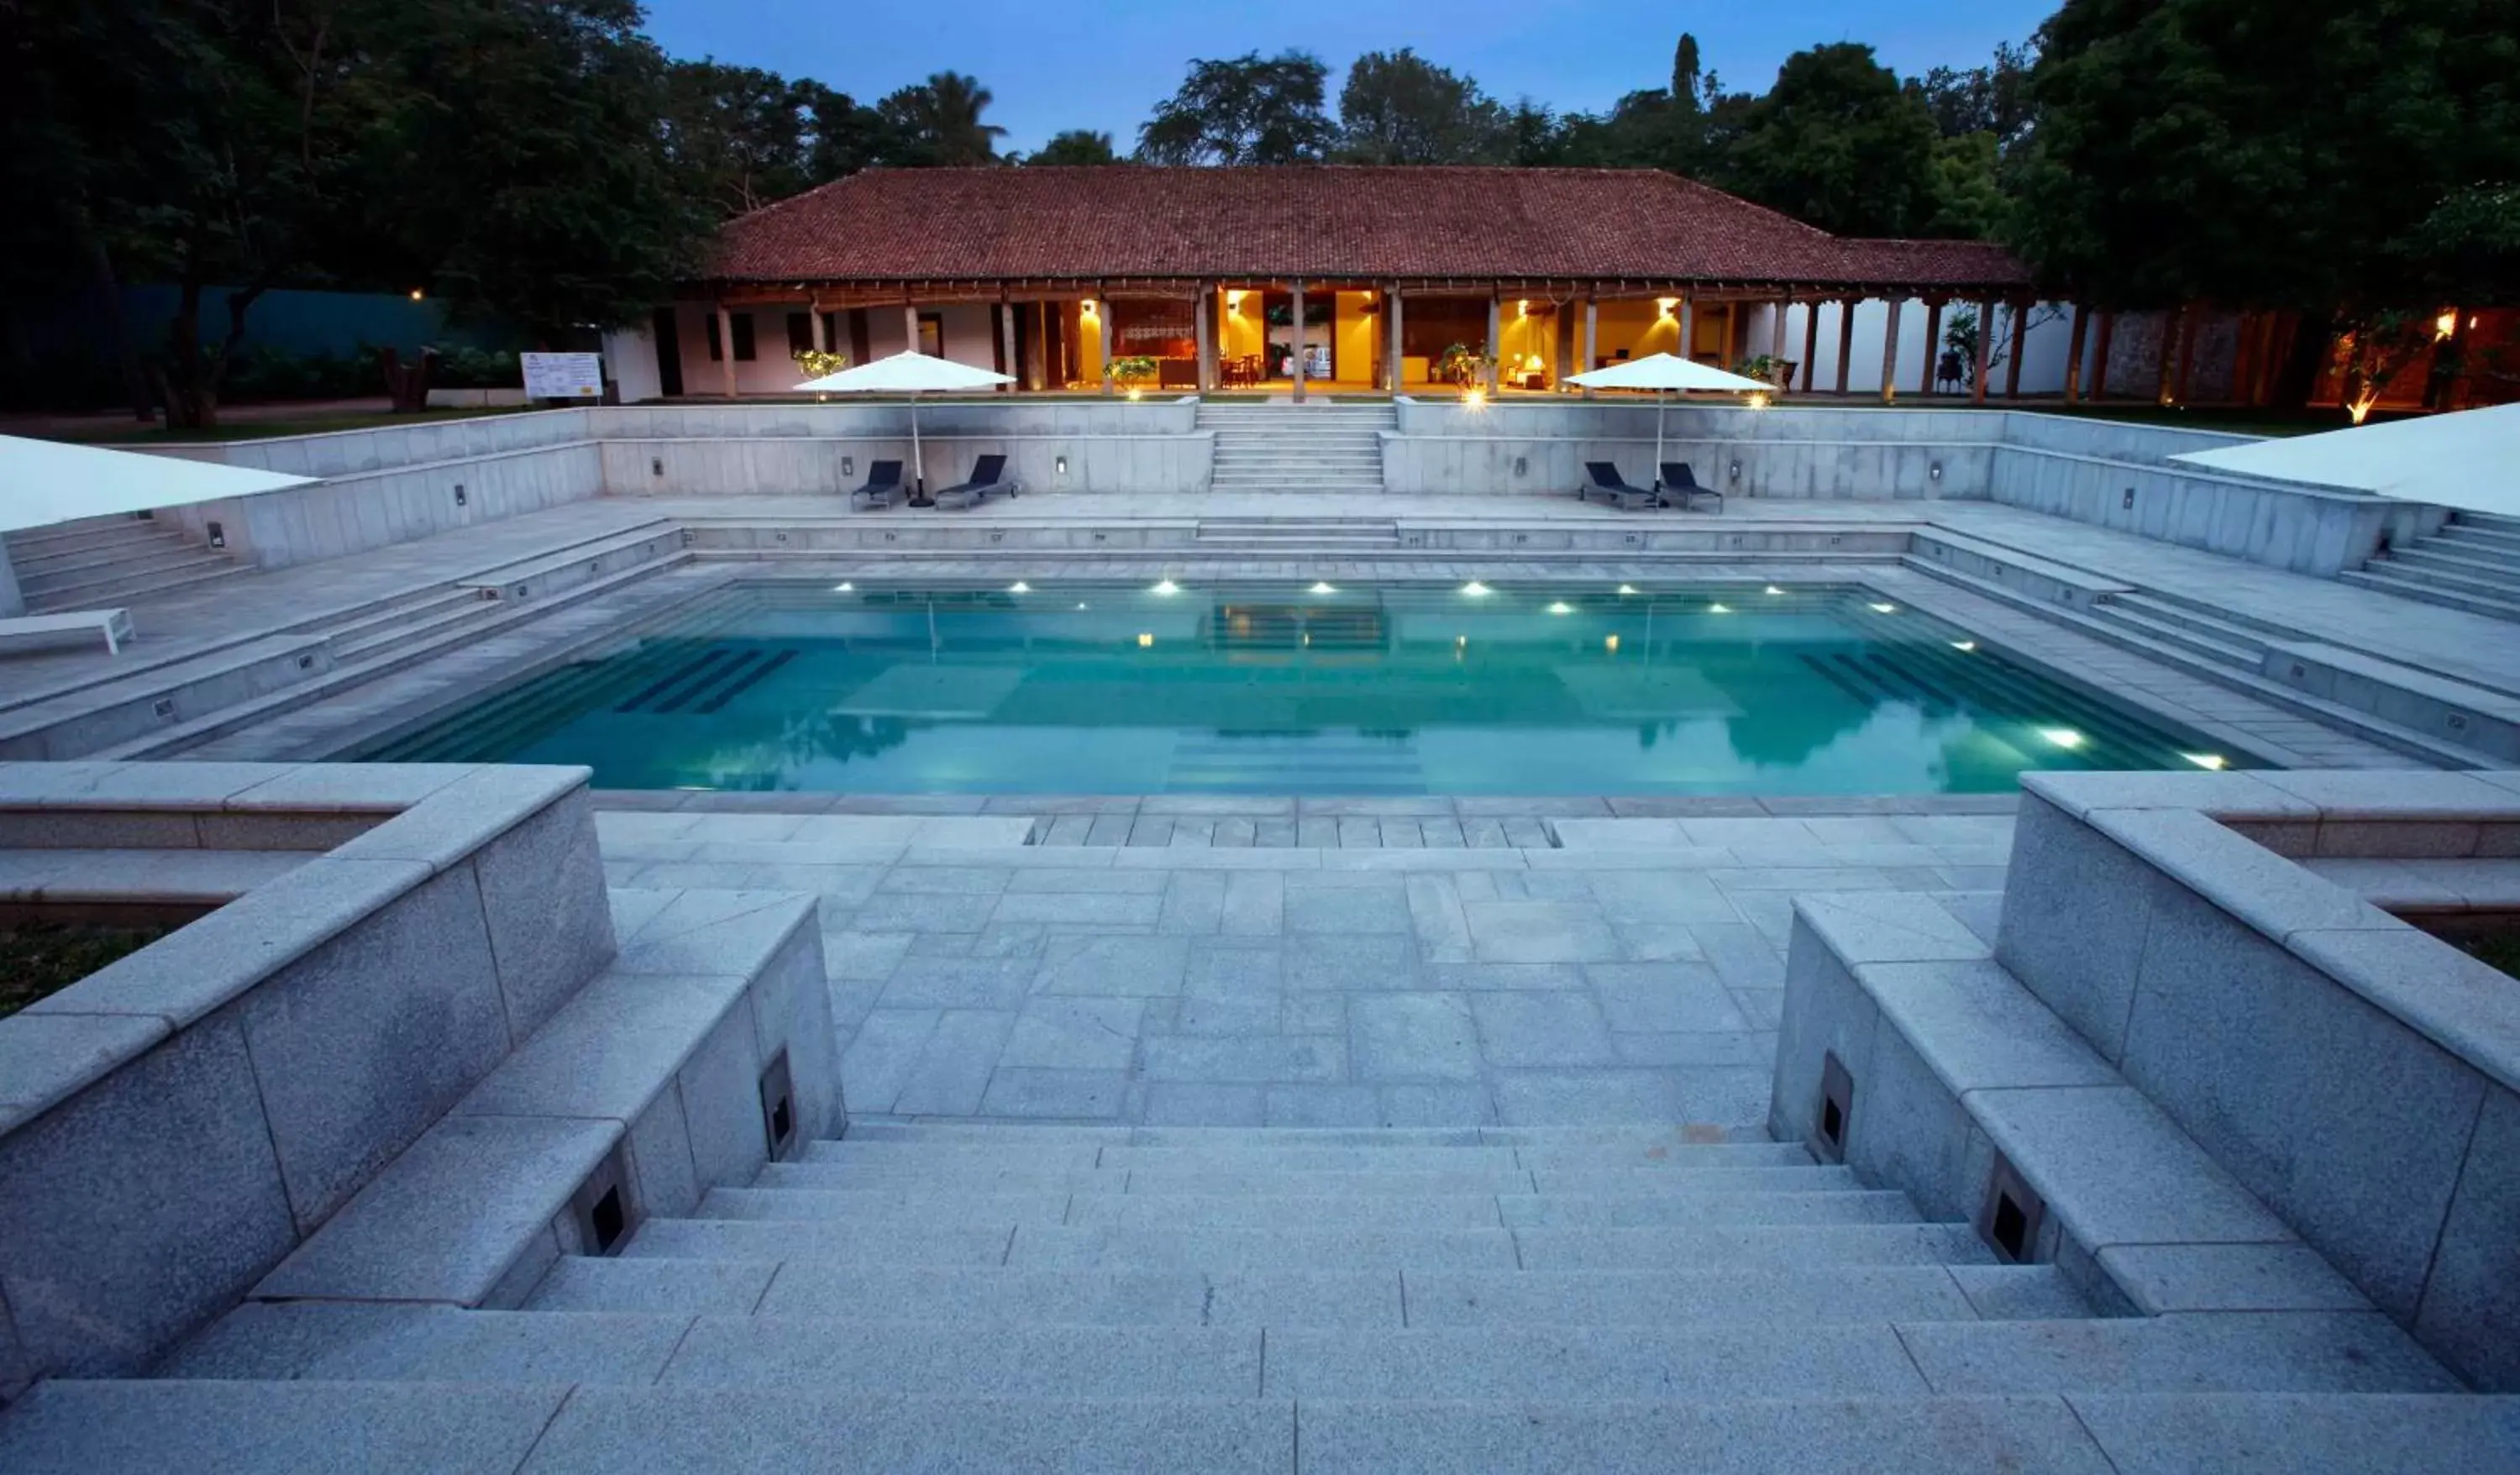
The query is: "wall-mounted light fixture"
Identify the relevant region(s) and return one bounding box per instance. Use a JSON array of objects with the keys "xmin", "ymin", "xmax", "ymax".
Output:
[
  {"xmin": 1928, "ymin": 462, "xmax": 1944, "ymax": 482},
  {"xmin": 453, "ymin": 483, "xmax": 466, "ymax": 507},
  {"xmin": 1055, "ymin": 455, "xmax": 1068, "ymax": 476},
  {"xmin": 1728, "ymin": 460, "xmax": 1742, "ymax": 482},
  {"xmin": 1656, "ymin": 297, "xmax": 1678, "ymax": 317},
  {"xmin": 1226, "ymin": 290, "xmax": 1245, "ymax": 308},
  {"xmin": 840, "ymin": 456, "xmax": 853, "ymax": 476},
  {"xmin": 206, "ymin": 521, "xmax": 225, "ymax": 549},
  {"xmin": 2122, "ymin": 486, "xmax": 2136, "ymax": 509},
  {"xmin": 1080, "ymin": 298, "xmax": 1098, "ymax": 316}
]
